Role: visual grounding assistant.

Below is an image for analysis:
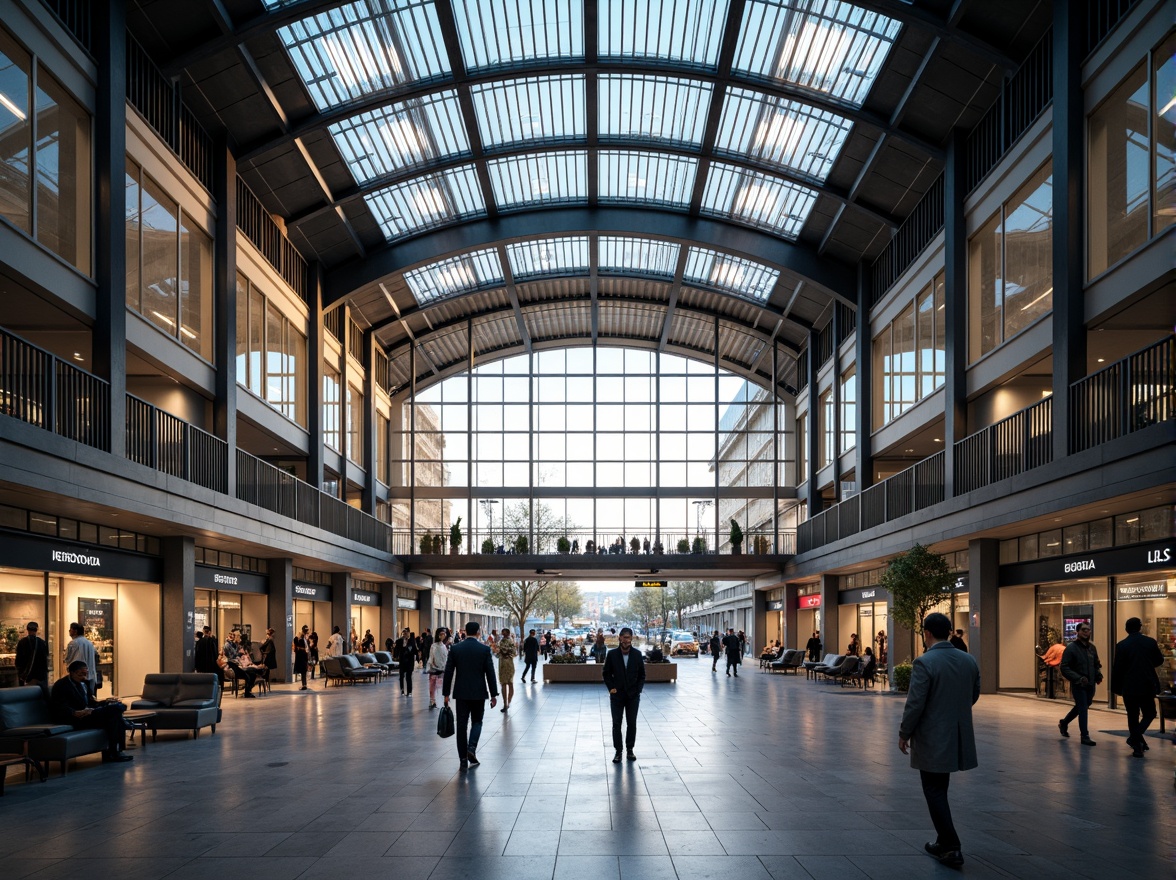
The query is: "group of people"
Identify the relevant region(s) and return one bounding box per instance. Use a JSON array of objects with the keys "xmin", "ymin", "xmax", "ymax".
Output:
[
  {"xmin": 192, "ymin": 626, "xmax": 278, "ymax": 697},
  {"xmin": 707, "ymin": 629, "xmax": 746, "ymax": 675}
]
